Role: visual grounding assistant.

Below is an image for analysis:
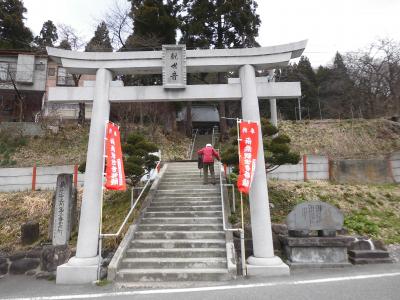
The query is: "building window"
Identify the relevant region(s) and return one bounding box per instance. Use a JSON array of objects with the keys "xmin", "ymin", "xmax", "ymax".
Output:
[
  {"xmin": 56, "ymin": 67, "xmax": 75, "ymax": 86},
  {"xmin": 35, "ymin": 63, "xmax": 45, "ymax": 71},
  {"xmin": 0, "ymin": 62, "xmax": 17, "ymax": 82},
  {"xmin": 48, "ymin": 68, "xmax": 55, "ymax": 76}
]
